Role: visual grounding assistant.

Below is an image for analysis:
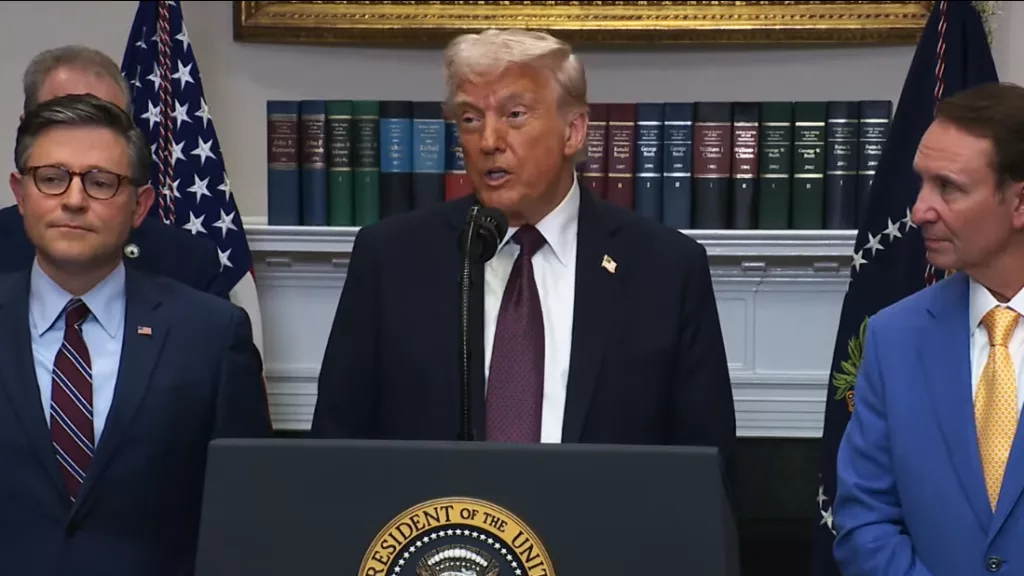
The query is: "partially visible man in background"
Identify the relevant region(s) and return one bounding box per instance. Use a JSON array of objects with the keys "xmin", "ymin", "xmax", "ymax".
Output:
[{"xmin": 0, "ymin": 45, "xmax": 227, "ymax": 299}]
